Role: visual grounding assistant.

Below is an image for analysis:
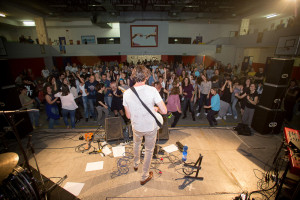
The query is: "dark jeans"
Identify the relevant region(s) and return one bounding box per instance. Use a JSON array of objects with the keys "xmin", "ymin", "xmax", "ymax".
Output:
[
  {"xmin": 182, "ymin": 97, "xmax": 195, "ymax": 118},
  {"xmin": 62, "ymin": 109, "xmax": 76, "ymax": 128},
  {"xmin": 207, "ymin": 109, "xmax": 219, "ymax": 126},
  {"xmin": 198, "ymin": 93, "xmax": 209, "ymax": 113},
  {"xmin": 171, "ymin": 111, "xmax": 182, "ymax": 127}
]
